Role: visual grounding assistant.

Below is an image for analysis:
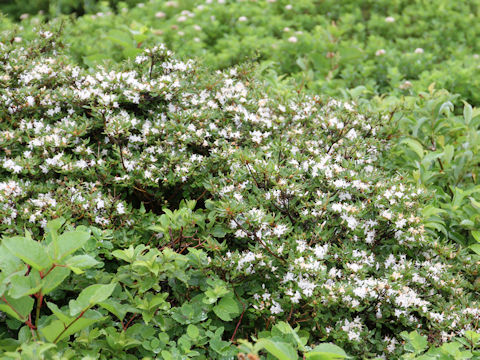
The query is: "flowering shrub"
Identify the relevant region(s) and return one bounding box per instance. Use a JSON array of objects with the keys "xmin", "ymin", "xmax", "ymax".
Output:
[
  {"xmin": 6, "ymin": 0, "xmax": 480, "ymax": 105},
  {"xmin": 1, "ymin": 31, "xmax": 479, "ymax": 358}
]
